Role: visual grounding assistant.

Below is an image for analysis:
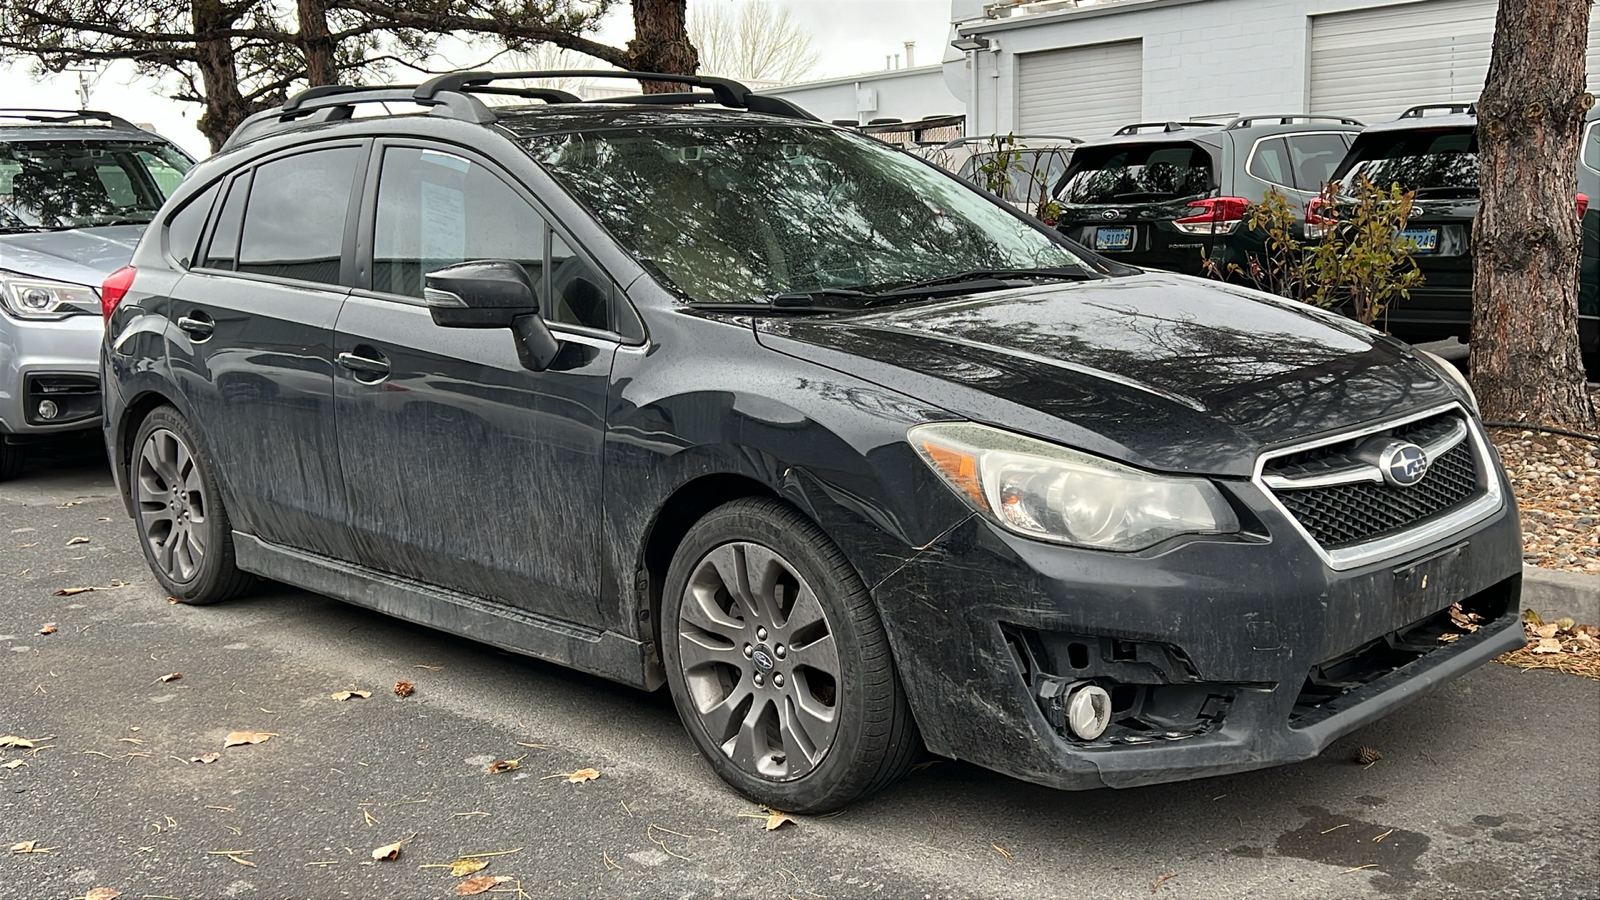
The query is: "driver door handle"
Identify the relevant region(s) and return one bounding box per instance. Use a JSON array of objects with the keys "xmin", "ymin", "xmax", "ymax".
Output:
[{"xmin": 336, "ymin": 349, "xmax": 391, "ymax": 378}]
